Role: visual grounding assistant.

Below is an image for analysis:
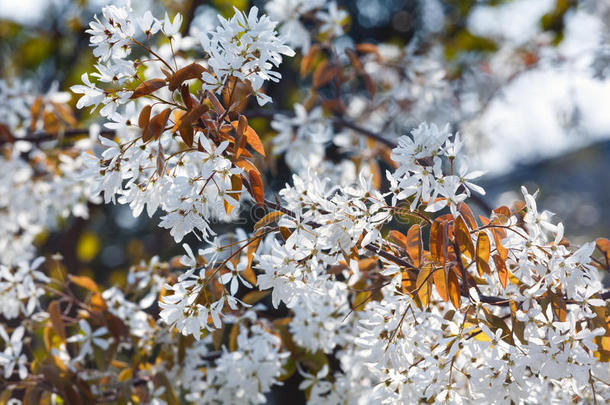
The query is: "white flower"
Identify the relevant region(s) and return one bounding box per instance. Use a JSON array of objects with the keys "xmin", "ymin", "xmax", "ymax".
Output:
[
  {"xmin": 0, "ymin": 326, "xmax": 27, "ymax": 379},
  {"xmin": 66, "ymin": 320, "xmax": 110, "ymax": 362},
  {"xmin": 316, "ymin": 2, "xmax": 348, "ymax": 37},
  {"xmin": 162, "ymin": 12, "xmax": 183, "ymax": 38}
]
